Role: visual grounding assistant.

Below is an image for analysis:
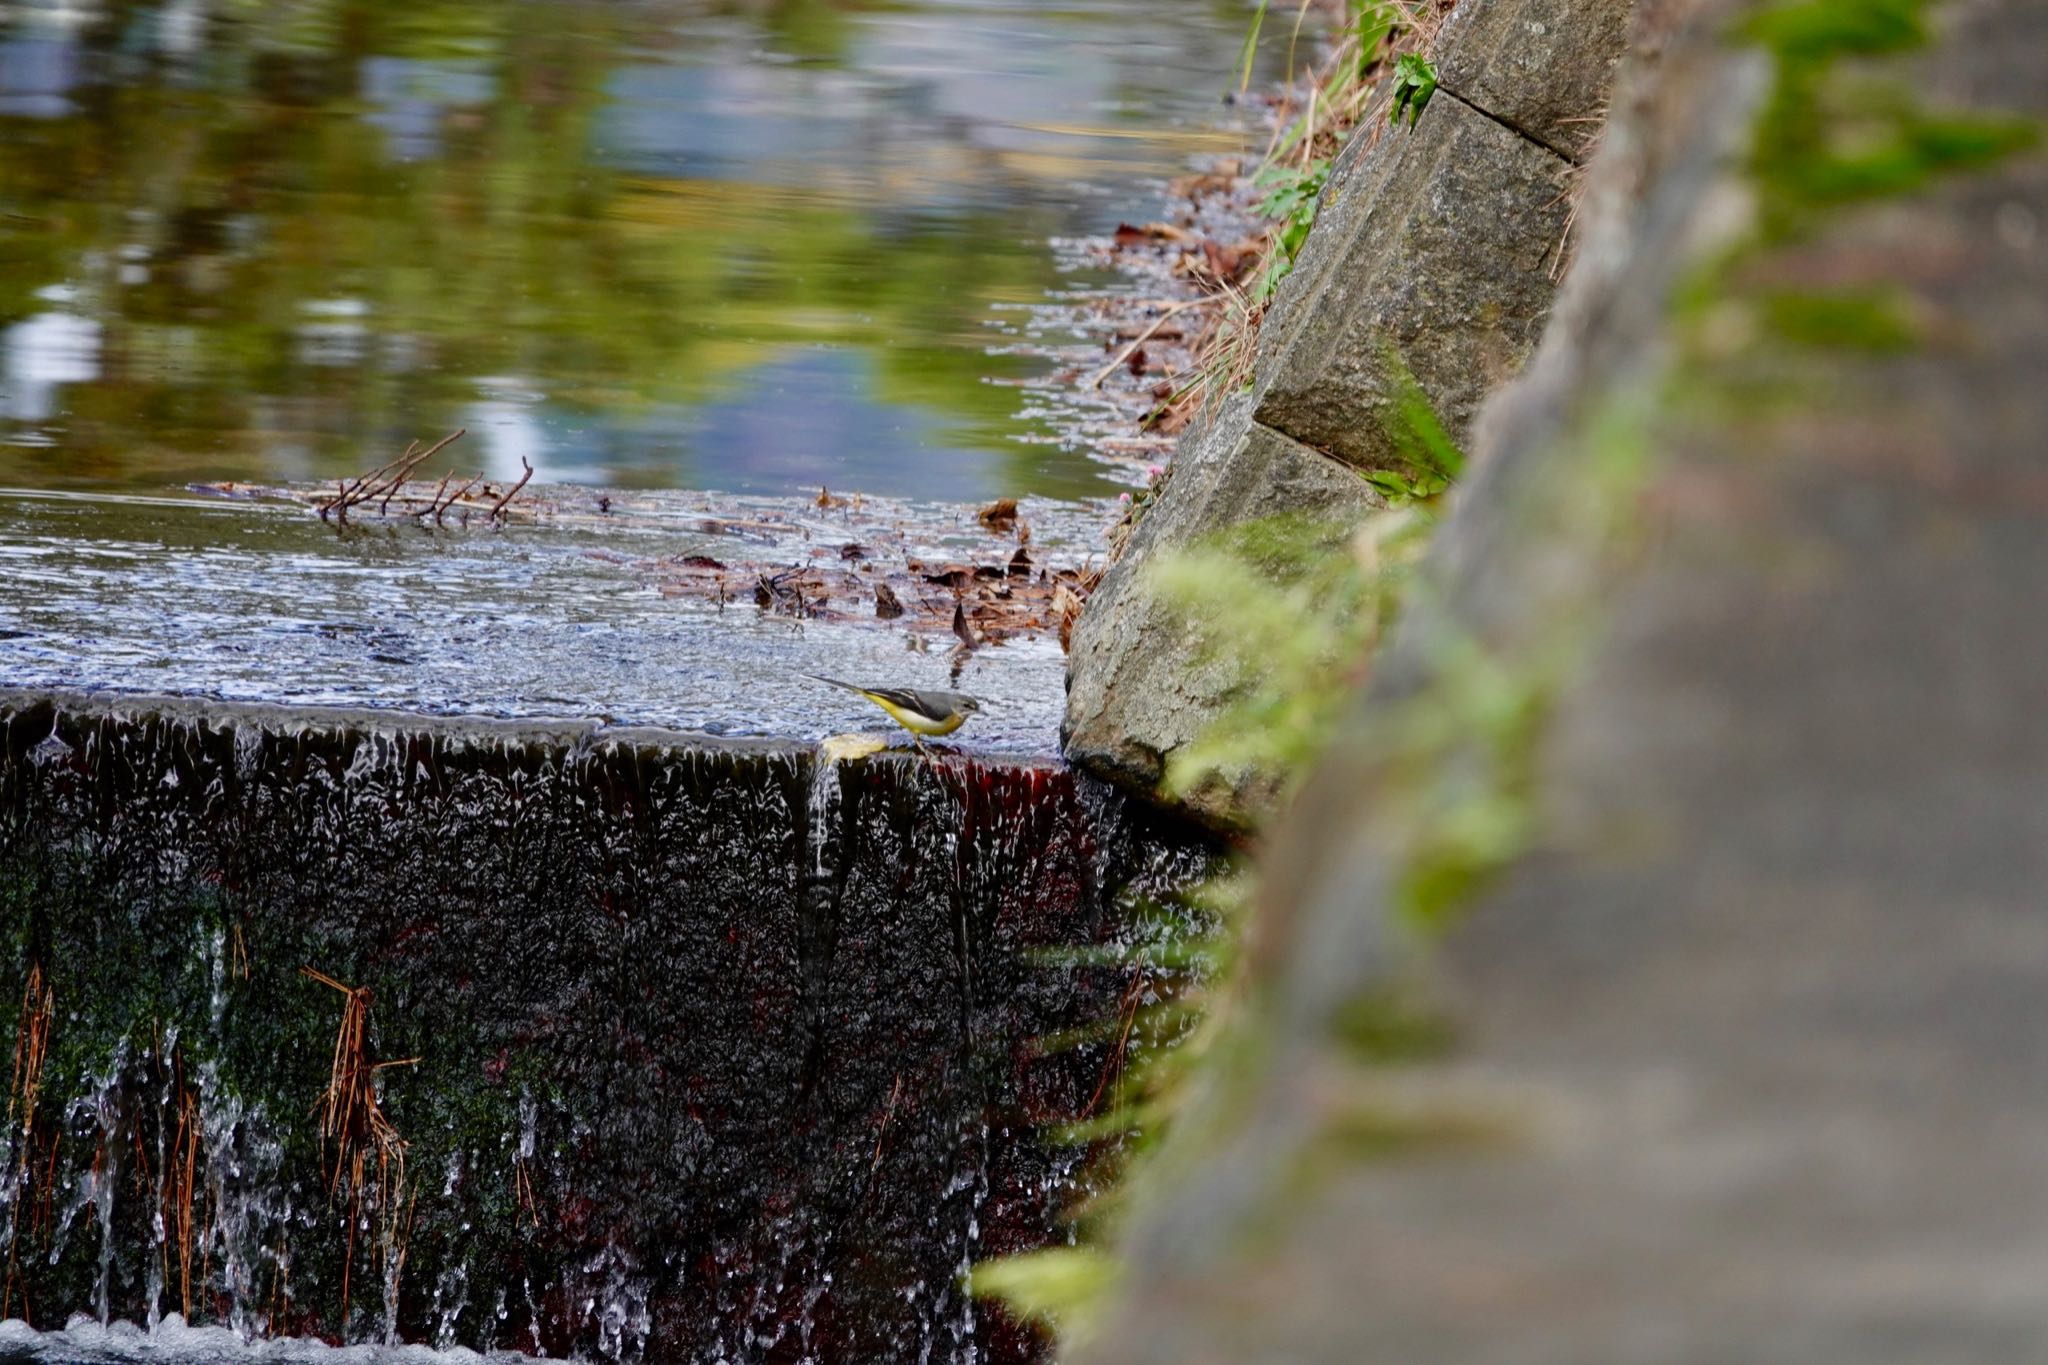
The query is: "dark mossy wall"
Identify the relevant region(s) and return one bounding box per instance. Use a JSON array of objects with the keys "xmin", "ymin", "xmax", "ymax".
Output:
[{"xmin": 0, "ymin": 694, "xmax": 1205, "ymax": 1362}]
